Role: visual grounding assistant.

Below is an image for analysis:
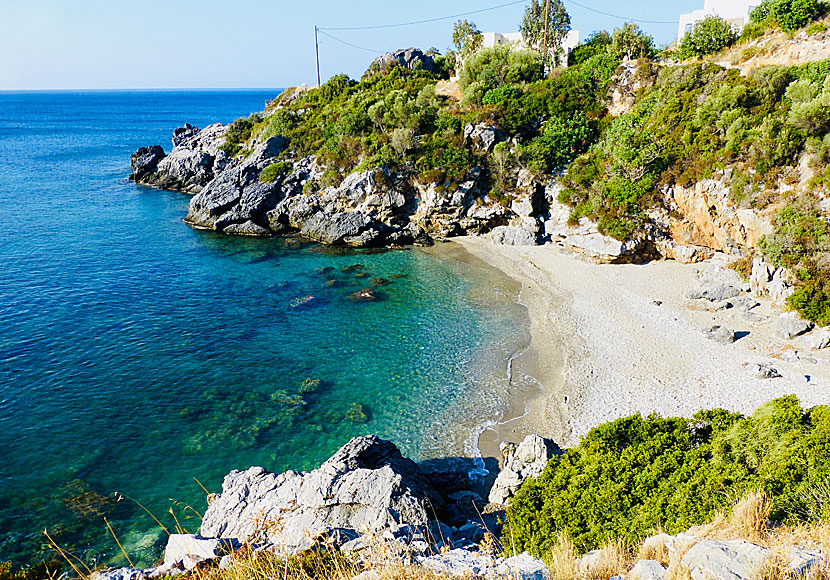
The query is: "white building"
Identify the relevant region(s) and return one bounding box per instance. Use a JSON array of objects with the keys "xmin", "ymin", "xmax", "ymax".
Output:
[
  {"xmin": 480, "ymin": 30, "xmax": 581, "ymax": 64},
  {"xmin": 678, "ymin": 0, "xmax": 759, "ymax": 40}
]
